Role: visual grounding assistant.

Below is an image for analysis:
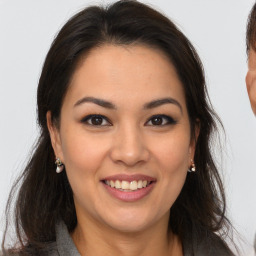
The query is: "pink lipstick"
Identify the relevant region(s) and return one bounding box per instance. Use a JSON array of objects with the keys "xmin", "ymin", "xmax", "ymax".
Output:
[{"xmin": 101, "ymin": 174, "xmax": 156, "ymax": 202}]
